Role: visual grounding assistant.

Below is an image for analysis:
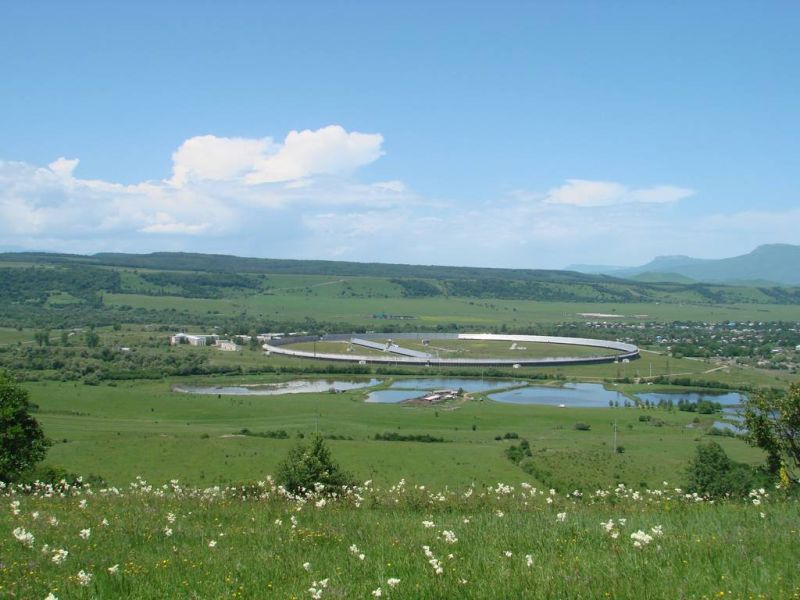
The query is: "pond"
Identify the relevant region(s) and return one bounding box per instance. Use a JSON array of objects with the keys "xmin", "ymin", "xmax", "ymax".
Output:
[
  {"xmin": 365, "ymin": 389, "xmax": 425, "ymax": 404},
  {"xmin": 488, "ymin": 383, "xmax": 625, "ymax": 407},
  {"xmin": 366, "ymin": 378, "xmax": 522, "ymax": 404},
  {"xmin": 633, "ymin": 391, "xmax": 745, "ymax": 406},
  {"xmin": 389, "ymin": 378, "xmax": 522, "ymax": 392},
  {"xmin": 173, "ymin": 378, "xmax": 382, "ymax": 396}
]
